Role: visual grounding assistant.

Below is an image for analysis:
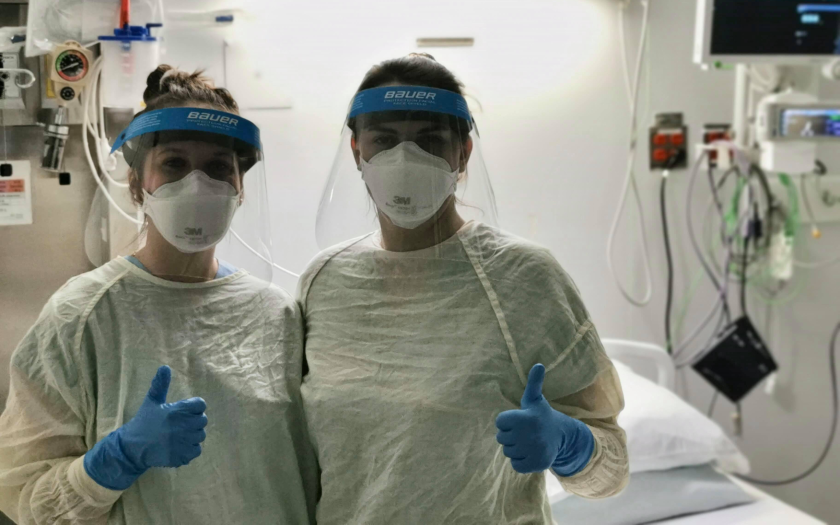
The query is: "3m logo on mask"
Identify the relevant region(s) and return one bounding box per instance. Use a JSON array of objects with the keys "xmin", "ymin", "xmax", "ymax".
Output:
[
  {"xmin": 187, "ymin": 112, "xmax": 239, "ymax": 125},
  {"xmin": 384, "ymin": 91, "xmax": 437, "ymax": 100},
  {"xmin": 184, "ymin": 227, "xmax": 203, "ymax": 236},
  {"xmin": 393, "ymin": 196, "xmax": 411, "ymax": 205}
]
